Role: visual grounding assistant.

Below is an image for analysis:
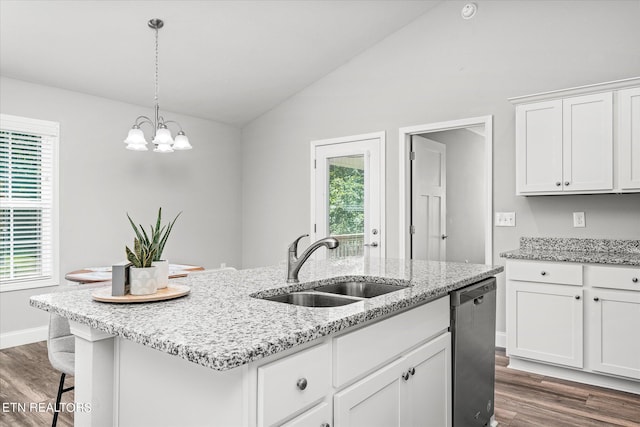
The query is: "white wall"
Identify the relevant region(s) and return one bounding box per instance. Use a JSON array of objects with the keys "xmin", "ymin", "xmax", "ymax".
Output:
[
  {"xmin": 241, "ymin": 1, "xmax": 640, "ymax": 336},
  {"xmin": 416, "ymin": 129, "xmax": 485, "ymax": 264},
  {"xmin": 0, "ymin": 77, "xmax": 242, "ymax": 340}
]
